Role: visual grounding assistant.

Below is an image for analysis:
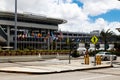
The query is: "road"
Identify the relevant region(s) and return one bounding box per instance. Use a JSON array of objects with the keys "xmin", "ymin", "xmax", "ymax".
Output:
[
  {"xmin": 0, "ymin": 57, "xmax": 119, "ymax": 80},
  {"xmin": 0, "ymin": 65, "xmax": 120, "ymax": 80}
]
